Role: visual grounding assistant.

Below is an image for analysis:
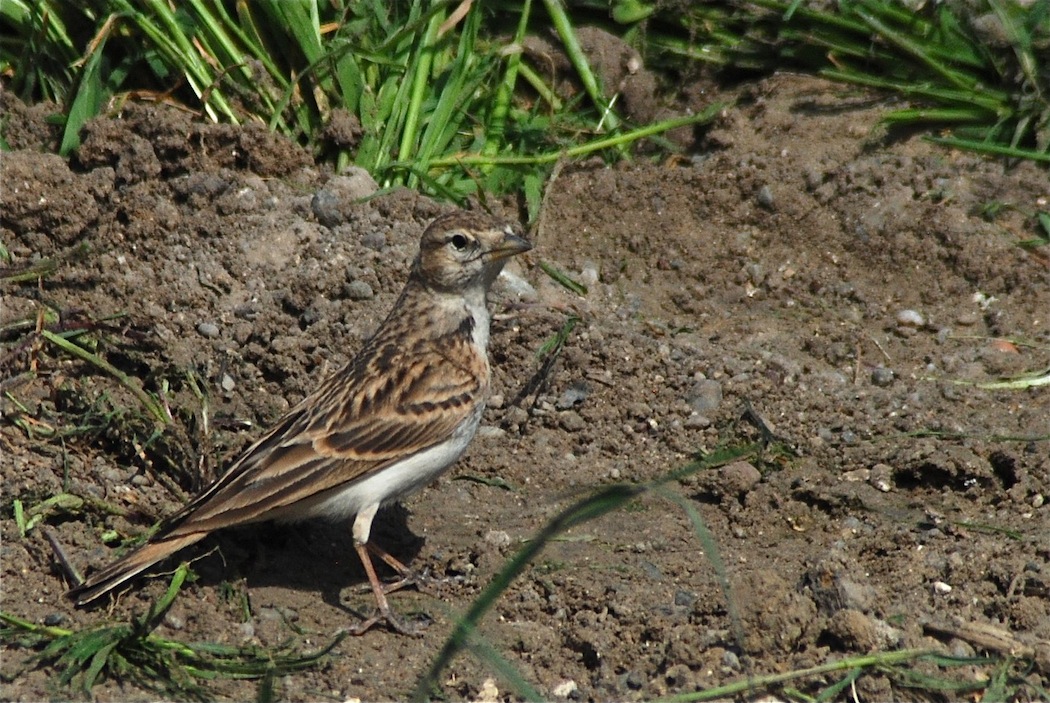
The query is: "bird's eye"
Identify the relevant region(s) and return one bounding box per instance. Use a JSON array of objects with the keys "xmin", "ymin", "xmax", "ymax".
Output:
[{"xmin": 450, "ymin": 233, "xmax": 469, "ymax": 251}]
